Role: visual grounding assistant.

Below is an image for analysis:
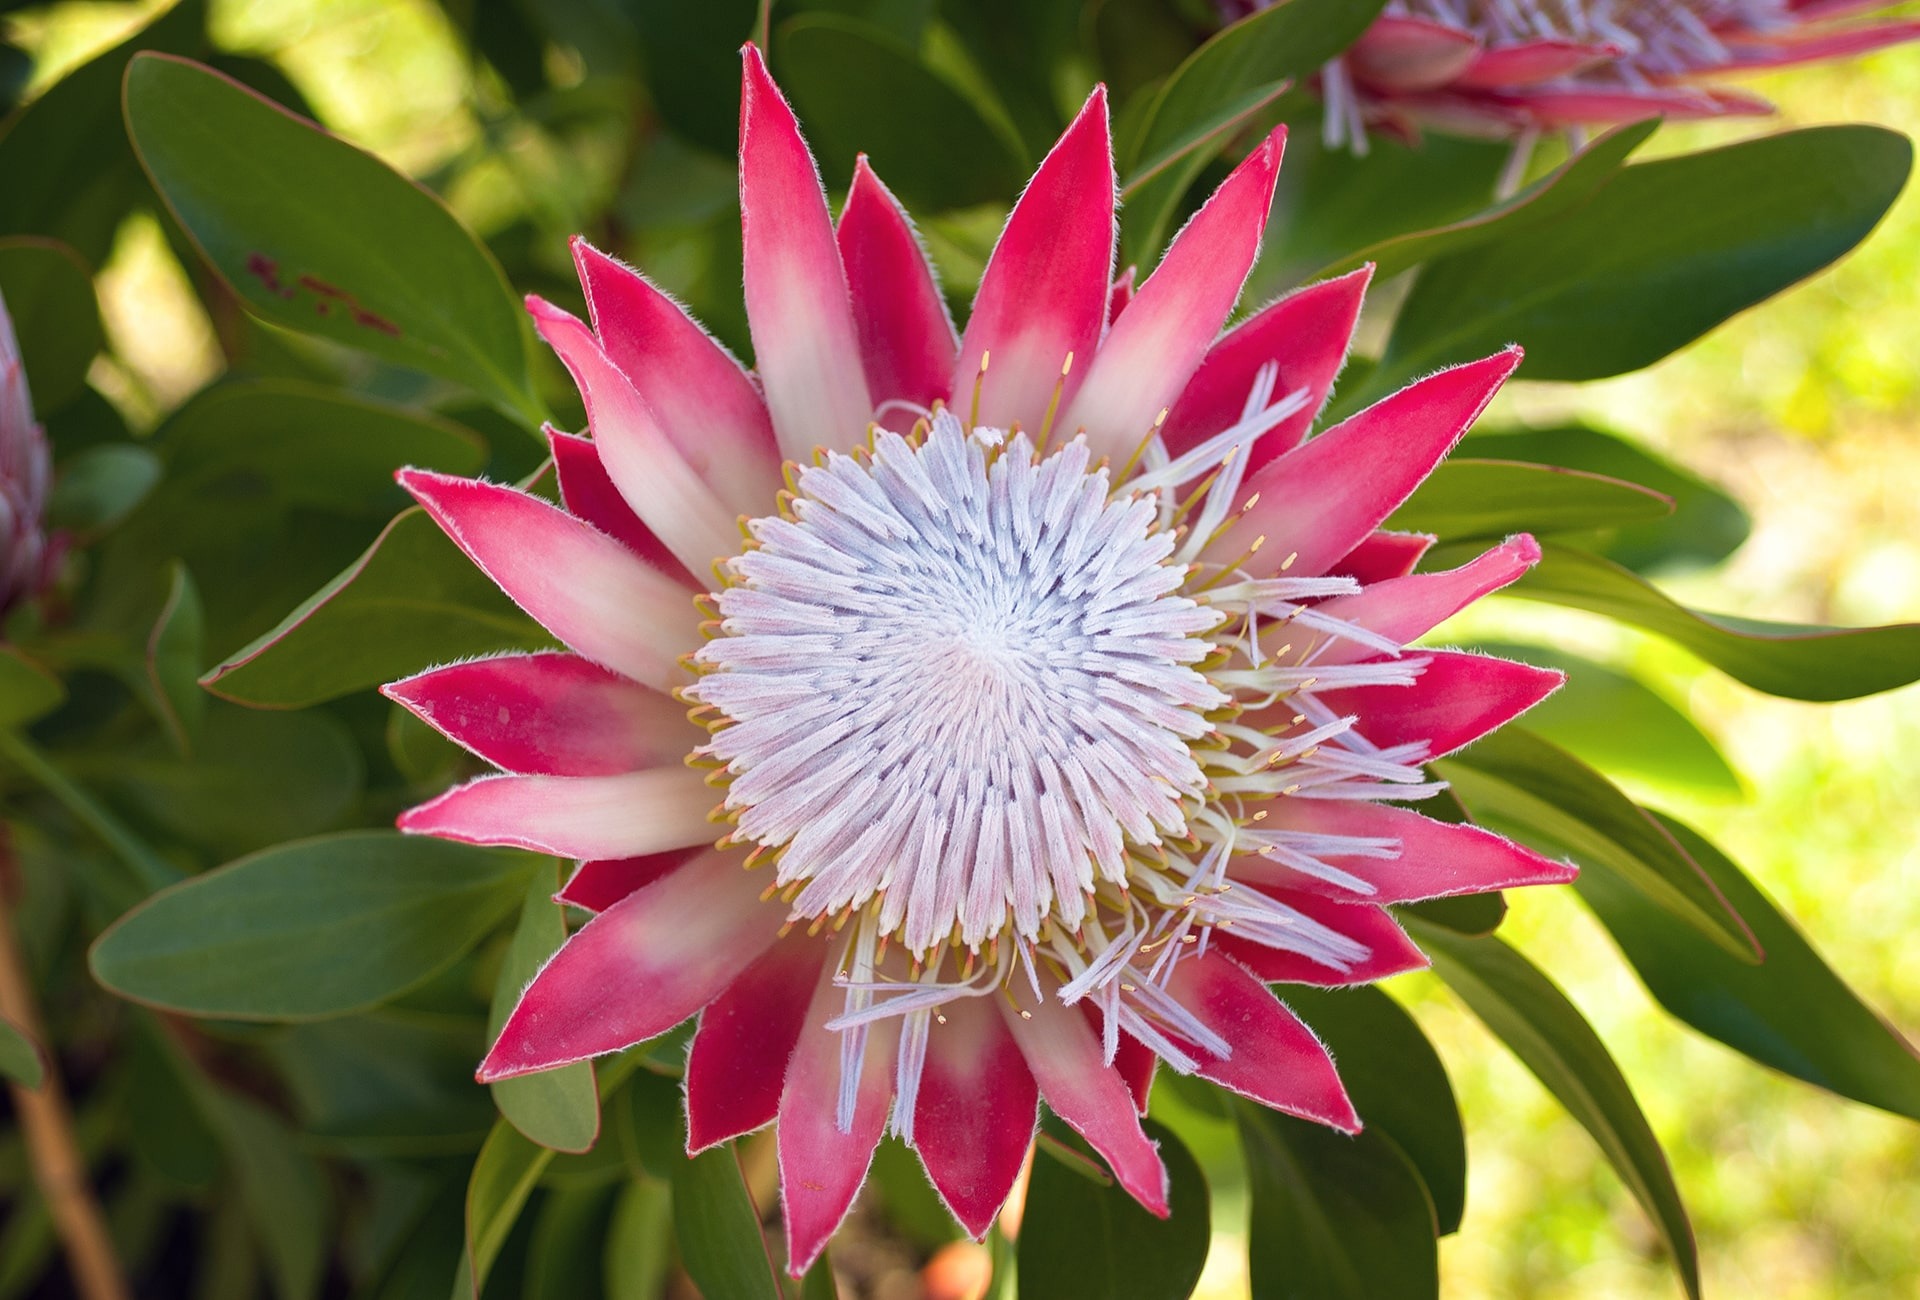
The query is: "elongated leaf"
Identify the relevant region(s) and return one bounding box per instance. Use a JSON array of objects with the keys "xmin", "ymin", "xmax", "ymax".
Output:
[
  {"xmin": 1584, "ymin": 814, "xmax": 1920, "ymax": 1121},
  {"xmin": 0, "ymin": 1014, "xmax": 44, "ymax": 1089},
  {"xmin": 91, "ymin": 831, "xmax": 533, "ymax": 1020},
  {"xmin": 1400, "ymin": 891, "xmax": 1505, "ymax": 936},
  {"xmin": 1018, "ymin": 1119, "xmax": 1208, "ymax": 1300},
  {"xmin": 124, "ymin": 54, "xmax": 542, "ymax": 421},
  {"xmin": 267, "ymin": 1011, "xmax": 496, "ymax": 1157},
  {"xmin": 491, "ymin": 864, "xmax": 600, "ymax": 1153},
  {"xmin": 145, "ymin": 561, "xmax": 206, "ymax": 755},
  {"xmin": 605, "ymin": 1179, "xmax": 675, "ymax": 1300},
  {"xmin": 0, "ymin": 236, "xmax": 103, "ymax": 410},
  {"xmin": 0, "ymin": 646, "xmax": 64, "ymax": 729},
  {"xmin": 47, "ymin": 444, "xmax": 161, "ymax": 535},
  {"xmin": 1119, "ymin": 0, "xmax": 1387, "ymax": 264},
  {"xmin": 1506, "ymin": 544, "xmax": 1920, "ymax": 701},
  {"xmin": 1376, "ymin": 126, "xmax": 1912, "ymax": 392},
  {"xmin": 1286, "ymin": 987, "xmax": 1465, "ymax": 1235},
  {"xmin": 204, "ymin": 1091, "xmax": 328, "ymax": 1300},
  {"xmin": 777, "ymin": 15, "xmax": 1025, "ymax": 211},
  {"xmin": 1461, "ymin": 426, "xmax": 1749, "ymax": 573},
  {"xmin": 1237, "ymin": 1103, "xmax": 1437, "ymax": 1299},
  {"xmin": 1468, "ymin": 643, "xmax": 1742, "ymax": 796},
  {"xmin": 1408, "ymin": 922, "xmax": 1699, "ymax": 1298},
  {"xmin": 202, "ymin": 507, "xmax": 548, "ymax": 709},
  {"xmin": 456, "ymin": 1120, "xmax": 554, "ymax": 1298},
  {"xmin": 1438, "ymin": 727, "xmax": 1757, "ymax": 960},
  {"xmin": 1388, "ymin": 458, "xmax": 1672, "ymax": 542},
  {"xmin": 524, "ymin": 1186, "xmax": 615, "ymax": 1300},
  {"xmin": 1319, "ymin": 121, "xmax": 1654, "ymax": 284}
]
